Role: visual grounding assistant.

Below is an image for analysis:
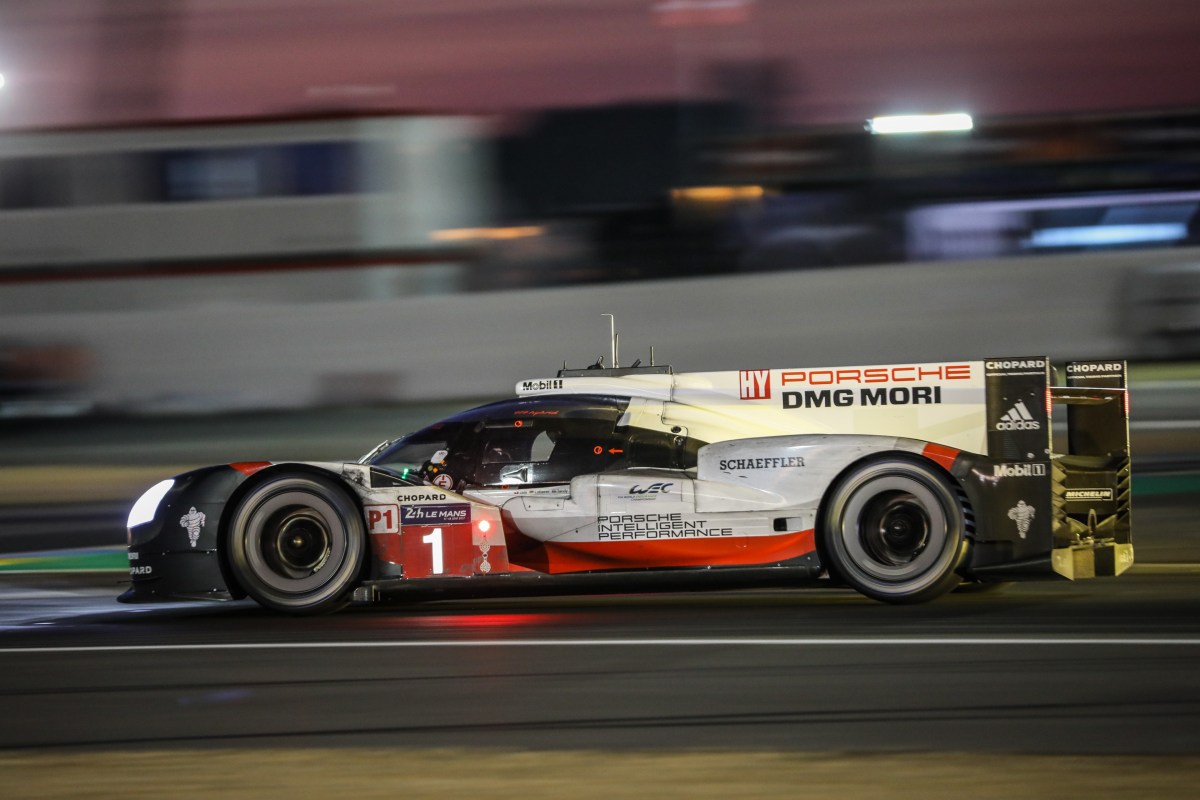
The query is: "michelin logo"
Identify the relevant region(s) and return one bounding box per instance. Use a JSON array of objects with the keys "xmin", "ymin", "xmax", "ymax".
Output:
[
  {"xmin": 180, "ymin": 506, "xmax": 206, "ymax": 548},
  {"xmin": 1066, "ymin": 488, "xmax": 1114, "ymax": 502},
  {"xmin": 1007, "ymin": 500, "xmax": 1035, "ymax": 539},
  {"xmin": 995, "ymin": 401, "xmax": 1041, "ymax": 431}
]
